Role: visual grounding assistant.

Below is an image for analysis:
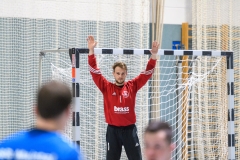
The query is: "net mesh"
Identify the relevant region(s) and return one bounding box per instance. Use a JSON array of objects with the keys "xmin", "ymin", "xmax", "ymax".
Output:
[
  {"xmin": 192, "ymin": 0, "xmax": 239, "ymax": 158},
  {"xmin": 190, "ymin": 57, "xmax": 228, "ymax": 159}
]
